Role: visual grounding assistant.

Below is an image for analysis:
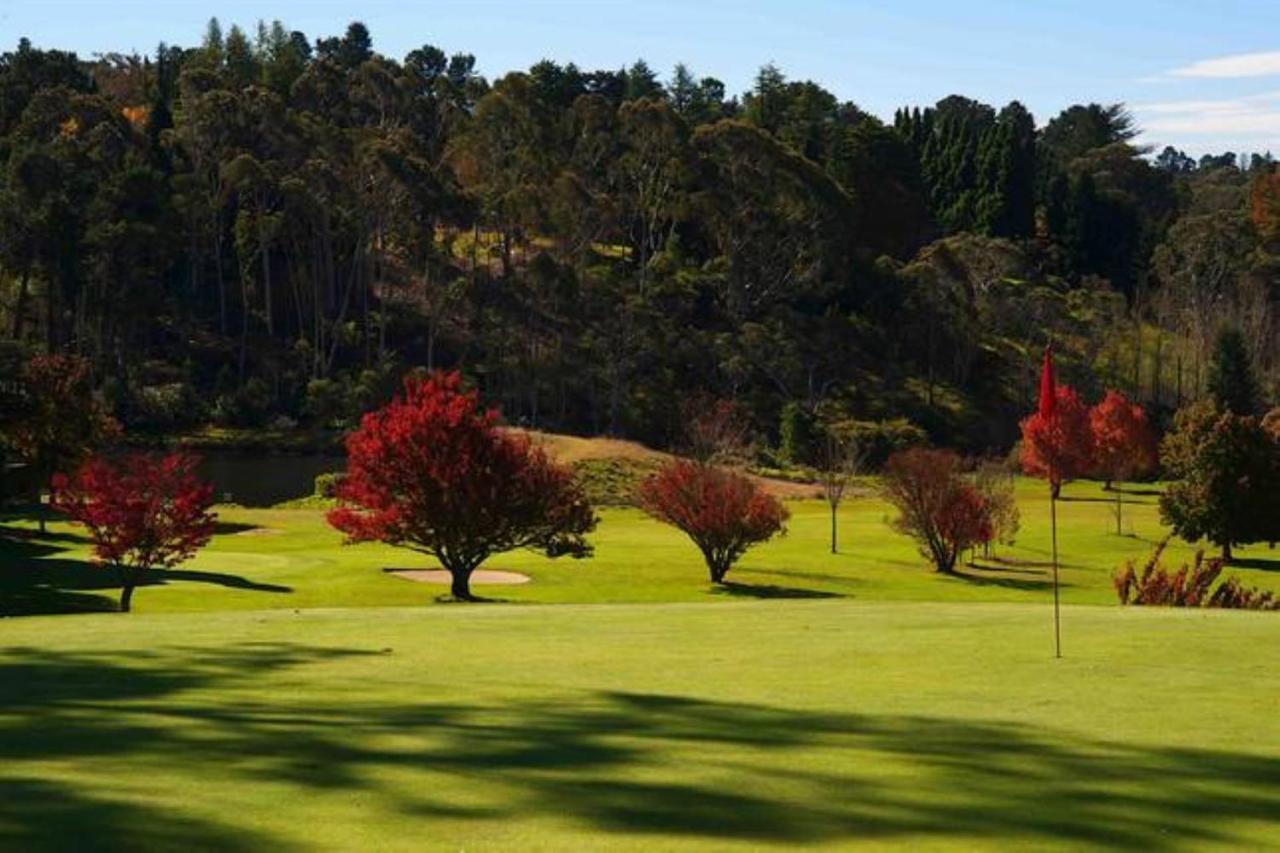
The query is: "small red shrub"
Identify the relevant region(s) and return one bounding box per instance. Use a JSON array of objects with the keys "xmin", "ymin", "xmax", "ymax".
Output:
[
  {"xmin": 880, "ymin": 448, "xmax": 993, "ymax": 573},
  {"xmin": 1114, "ymin": 541, "xmax": 1278, "ymax": 610},
  {"xmin": 638, "ymin": 460, "xmax": 788, "ymax": 583}
]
